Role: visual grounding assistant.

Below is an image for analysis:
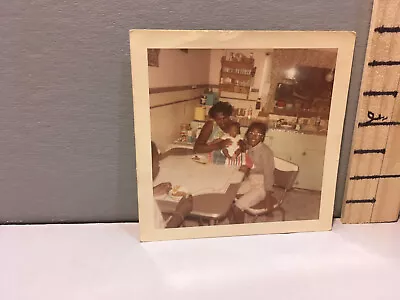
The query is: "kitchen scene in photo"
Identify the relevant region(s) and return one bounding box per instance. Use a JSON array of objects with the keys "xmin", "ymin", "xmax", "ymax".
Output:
[{"xmin": 148, "ymin": 48, "xmax": 337, "ymax": 227}]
